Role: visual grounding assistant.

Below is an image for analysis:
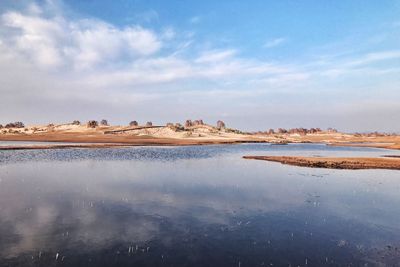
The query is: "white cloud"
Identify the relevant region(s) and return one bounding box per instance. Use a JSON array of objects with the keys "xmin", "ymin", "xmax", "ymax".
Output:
[
  {"xmin": 263, "ymin": 38, "xmax": 286, "ymax": 48},
  {"xmin": 345, "ymin": 50, "xmax": 400, "ymax": 67},
  {"xmin": 1, "ymin": 9, "xmax": 161, "ymax": 70},
  {"xmin": 195, "ymin": 49, "xmax": 237, "ymax": 63},
  {"xmin": 0, "ymin": 1, "xmax": 399, "ymax": 132}
]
